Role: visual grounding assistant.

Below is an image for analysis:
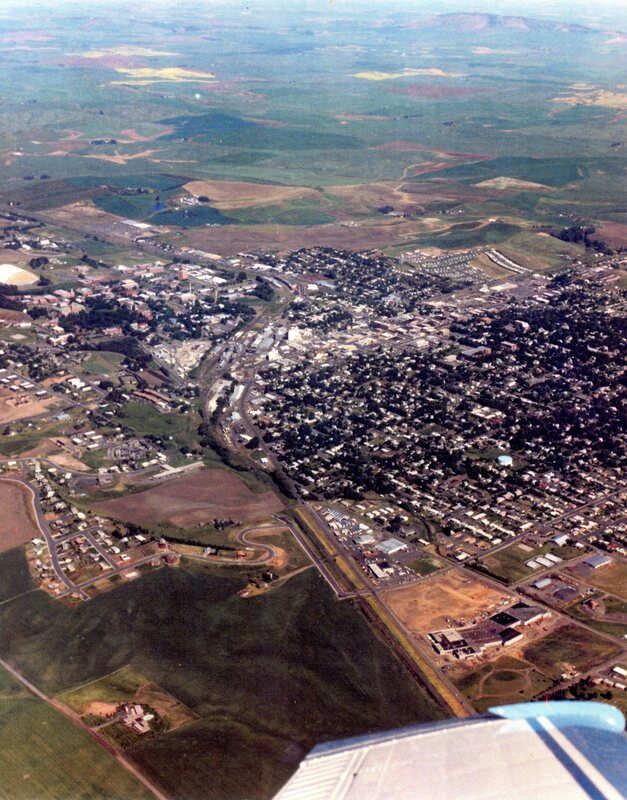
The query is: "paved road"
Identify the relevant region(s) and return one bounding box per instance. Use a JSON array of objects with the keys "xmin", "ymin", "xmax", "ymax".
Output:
[
  {"xmin": 0, "ymin": 475, "xmax": 81, "ymax": 595},
  {"xmin": 282, "ymin": 507, "xmax": 363, "ymax": 599},
  {"xmin": 178, "ymin": 523, "xmax": 283, "ymax": 567},
  {"xmin": 0, "ymin": 656, "xmax": 169, "ymax": 800}
]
